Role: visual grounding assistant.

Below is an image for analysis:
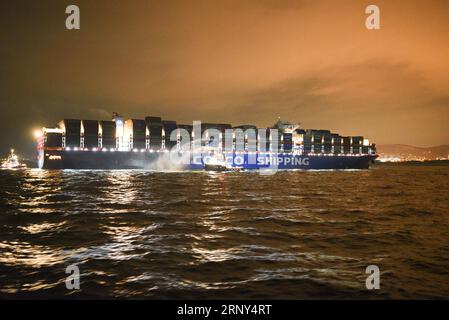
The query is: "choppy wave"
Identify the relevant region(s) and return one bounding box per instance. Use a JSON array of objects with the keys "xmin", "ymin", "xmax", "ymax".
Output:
[{"xmin": 0, "ymin": 165, "xmax": 448, "ymax": 299}]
